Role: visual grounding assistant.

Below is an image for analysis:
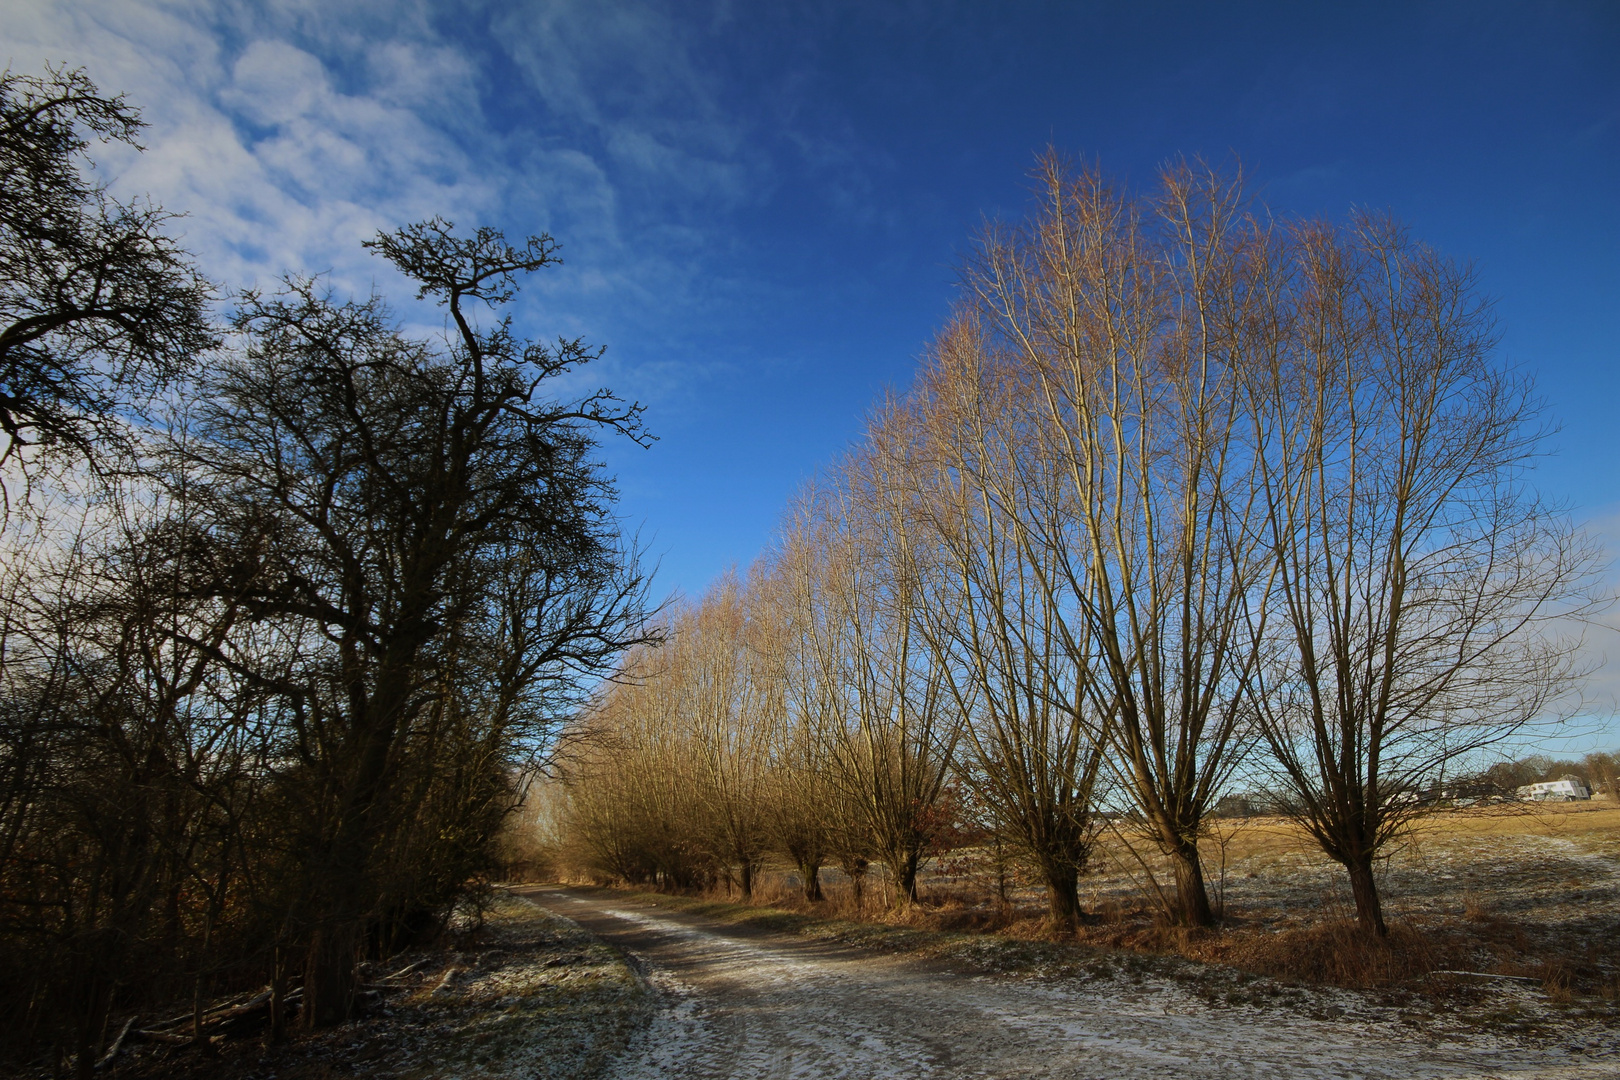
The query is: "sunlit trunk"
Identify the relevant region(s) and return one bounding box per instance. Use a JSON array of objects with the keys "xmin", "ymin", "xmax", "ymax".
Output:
[
  {"xmin": 799, "ymin": 859, "xmax": 824, "ymax": 902},
  {"xmin": 1168, "ymin": 841, "xmax": 1216, "ymax": 927},
  {"xmin": 1345, "ymin": 856, "xmax": 1387, "ymax": 938},
  {"xmin": 1040, "ymin": 861, "xmax": 1082, "ymax": 931}
]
